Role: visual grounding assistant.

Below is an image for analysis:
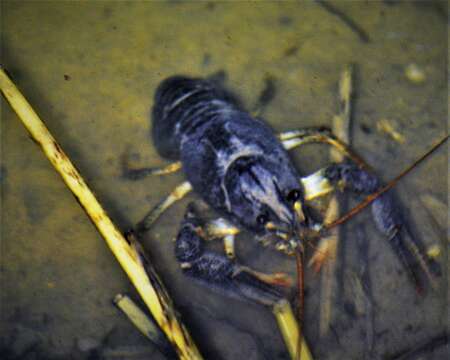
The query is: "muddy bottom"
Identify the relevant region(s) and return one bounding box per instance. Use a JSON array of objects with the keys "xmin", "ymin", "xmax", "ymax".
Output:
[{"xmin": 1, "ymin": 1, "xmax": 447, "ymax": 359}]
